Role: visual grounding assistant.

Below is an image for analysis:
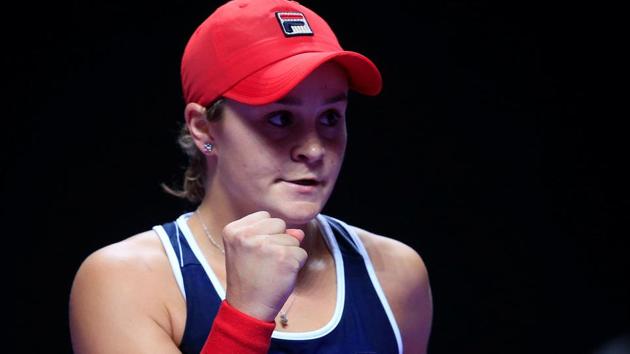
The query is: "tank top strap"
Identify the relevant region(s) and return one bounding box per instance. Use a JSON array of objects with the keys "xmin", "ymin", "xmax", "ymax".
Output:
[
  {"xmin": 160, "ymin": 221, "xmax": 201, "ymax": 267},
  {"xmin": 157, "ymin": 218, "xmax": 222, "ymax": 354}
]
